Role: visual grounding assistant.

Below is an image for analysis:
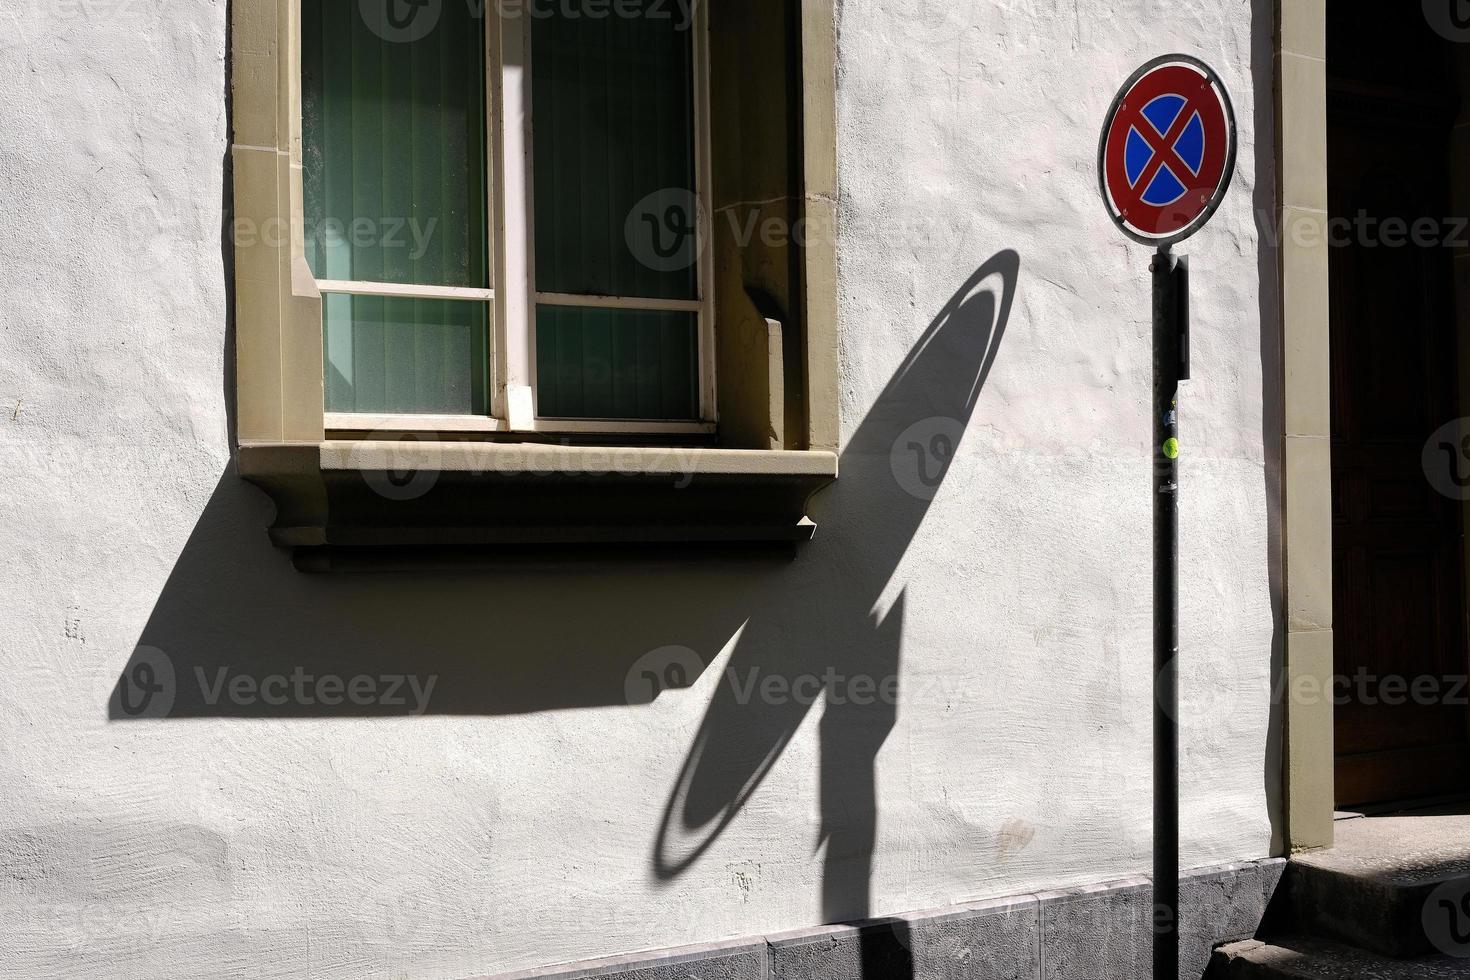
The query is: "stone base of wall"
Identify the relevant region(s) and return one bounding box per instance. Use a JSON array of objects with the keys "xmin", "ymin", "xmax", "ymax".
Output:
[{"xmin": 478, "ymin": 859, "xmax": 1285, "ymax": 980}]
